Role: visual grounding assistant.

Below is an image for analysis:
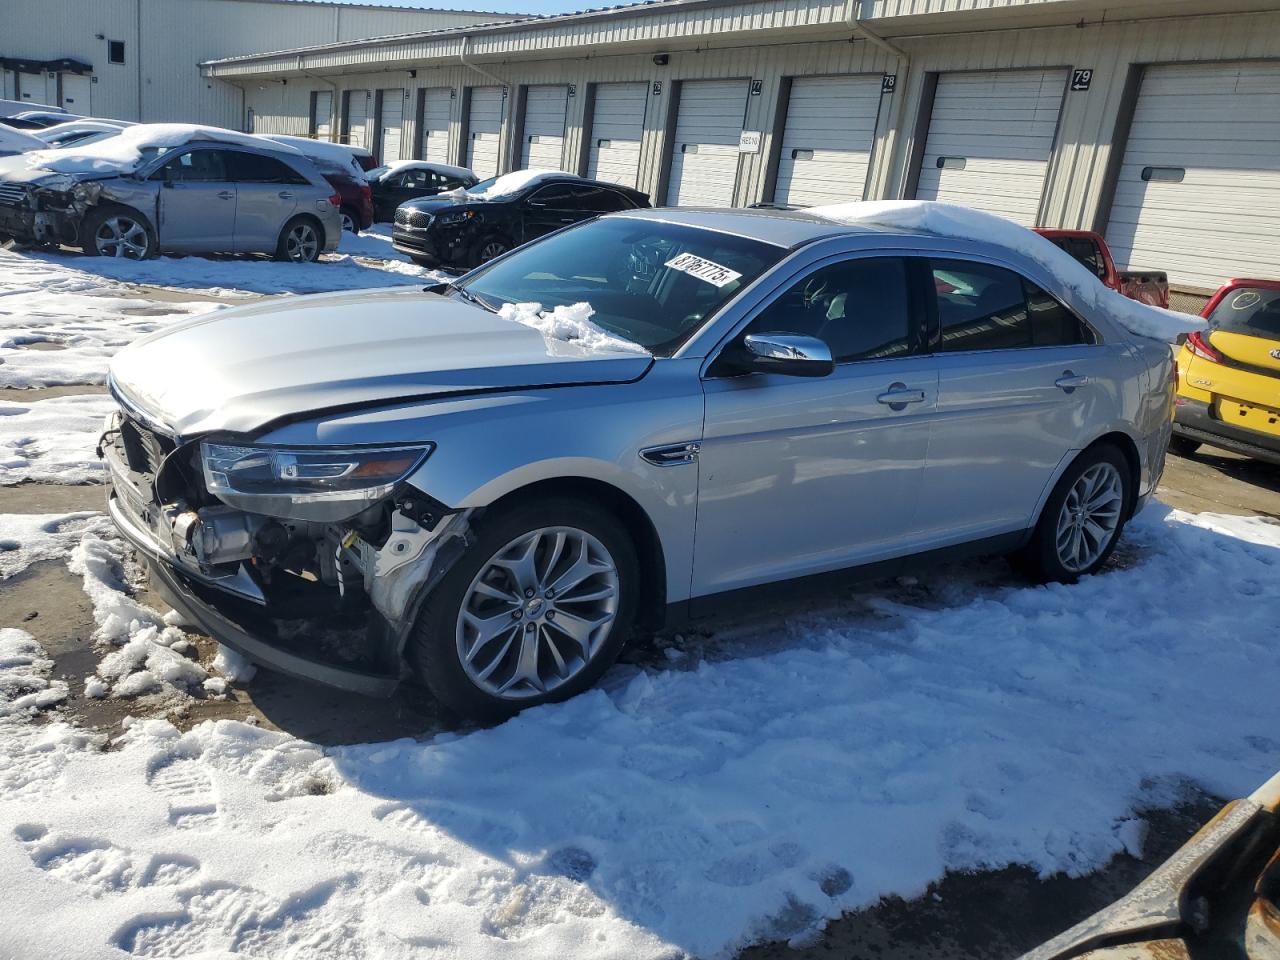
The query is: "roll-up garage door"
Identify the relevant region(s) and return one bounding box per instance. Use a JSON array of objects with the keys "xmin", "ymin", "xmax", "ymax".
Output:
[
  {"xmin": 1105, "ymin": 61, "xmax": 1280, "ymax": 291},
  {"xmin": 774, "ymin": 75, "xmax": 883, "ymax": 207},
  {"xmin": 466, "ymin": 86, "xmax": 504, "ymax": 179},
  {"xmin": 378, "ymin": 88, "xmax": 404, "ymax": 163},
  {"xmin": 60, "ymin": 74, "xmax": 92, "ymax": 114},
  {"xmin": 914, "ymin": 69, "xmax": 1066, "ymax": 226},
  {"xmin": 17, "ymin": 71, "xmax": 46, "ymax": 104},
  {"xmin": 586, "ymin": 82, "xmax": 648, "ymax": 189},
  {"xmin": 520, "ymin": 85, "xmax": 567, "ymax": 169},
  {"xmin": 666, "ymin": 79, "xmax": 749, "ymax": 207},
  {"xmin": 419, "ymin": 87, "xmax": 451, "ymax": 162},
  {"xmin": 345, "ymin": 89, "xmax": 370, "ymax": 149},
  {"xmin": 314, "ymin": 90, "xmax": 333, "ymax": 140}
]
